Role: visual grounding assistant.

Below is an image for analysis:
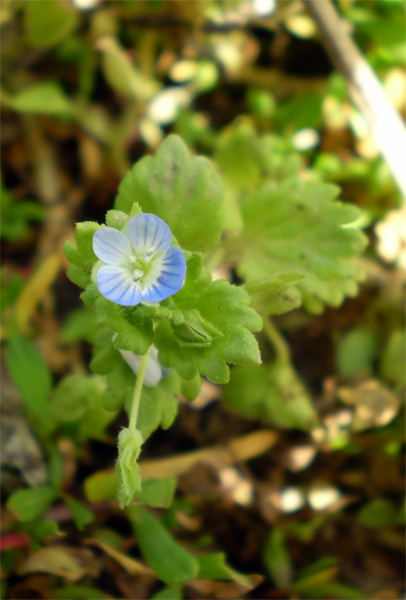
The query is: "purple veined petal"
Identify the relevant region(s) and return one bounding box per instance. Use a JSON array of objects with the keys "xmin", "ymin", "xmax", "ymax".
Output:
[
  {"xmin": 93, "ymin": 227, "xmax": 132, "ymax": 266},
  {"xmin": 142, "ymin": 246, "xmax": 186, "ymax": 303},
  {"xmin": 126, "ymin": 214, "xmax": 172, "ymax": 257},
  {"xmin": 97, "ymin": 265, "xmax": 143, "ymax": 306}
]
